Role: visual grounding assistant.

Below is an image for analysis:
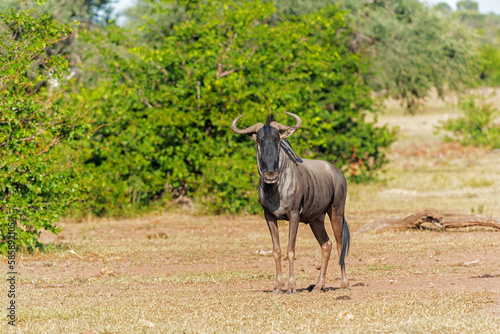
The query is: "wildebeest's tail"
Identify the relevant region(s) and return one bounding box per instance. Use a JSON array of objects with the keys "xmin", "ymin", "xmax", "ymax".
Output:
[{"xmin": 339, "ymin": 216, "xmax": 350, "ymax": 267}]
